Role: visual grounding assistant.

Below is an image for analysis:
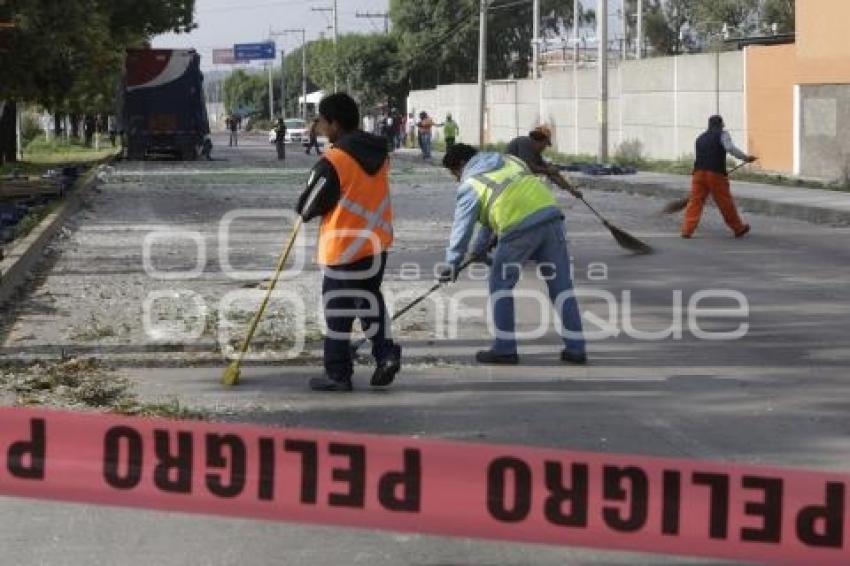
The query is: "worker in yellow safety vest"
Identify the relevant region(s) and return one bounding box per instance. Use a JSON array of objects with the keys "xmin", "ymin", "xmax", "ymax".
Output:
[
  {"xmin": 296, "ymin": 93, "xmax": 401, "ymax": 391},
  {"xmin": 439, "ymin": 143, "xmax": 587, "ymax": 365}
]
